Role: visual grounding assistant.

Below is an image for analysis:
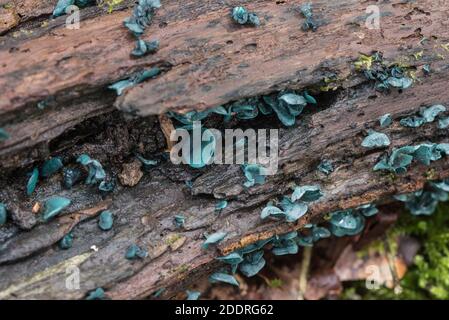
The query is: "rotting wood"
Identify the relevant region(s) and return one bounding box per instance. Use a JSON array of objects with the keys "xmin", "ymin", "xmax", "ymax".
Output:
[
  {"xmin": 0, "ymin": 0, "xmax": 448, "ymax": 300},
  {"xmin": 1, "ymin": 78, "xmax": 448, "ymax": 298},
  {"xmin": 1, "ymin": 0, "xmax": 448, "ymax": 168}
]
